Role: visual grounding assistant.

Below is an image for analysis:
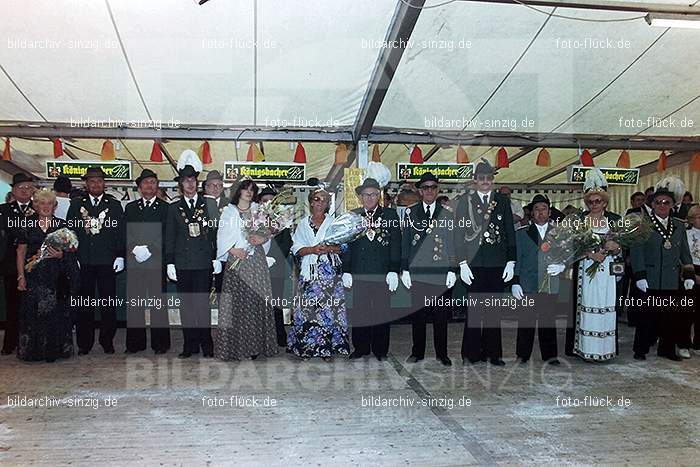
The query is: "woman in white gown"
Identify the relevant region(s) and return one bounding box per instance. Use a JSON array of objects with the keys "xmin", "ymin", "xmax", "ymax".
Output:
[{"xmin": 573, "ymin": 169, "xmax": 622, "ymax": 362}]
